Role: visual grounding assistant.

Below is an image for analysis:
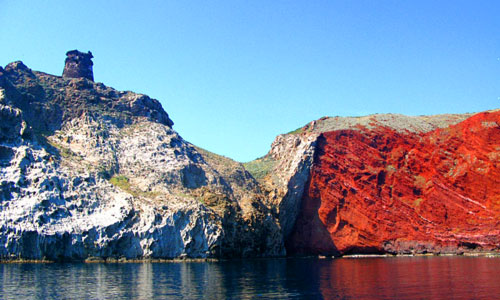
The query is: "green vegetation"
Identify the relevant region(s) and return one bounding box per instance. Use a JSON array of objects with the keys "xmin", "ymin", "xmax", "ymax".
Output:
[
  {"xmin": 109, "ymin": 175, "xmax": 130, "ymax": 190},
  {"xmin": 42, "ymin": 136, "xmax": 78, "ymax": 159},
  {"xmin": 243, "ymin": 157, "xmax": 276, "ymax": 181},
  {"xmin": 194, "ymin": 146, "xmax": 239, "ymax": 172},
  {"xmin": 287, "ymin": 127, "xmax": 303, "ymax": 135},
  {"xmin": 174, "ymin": 192, "xmax": 196, "ymax": 200},
  {"xmin": 109, "ymin": 175, "xmax": 161, "ymax": 198}
]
